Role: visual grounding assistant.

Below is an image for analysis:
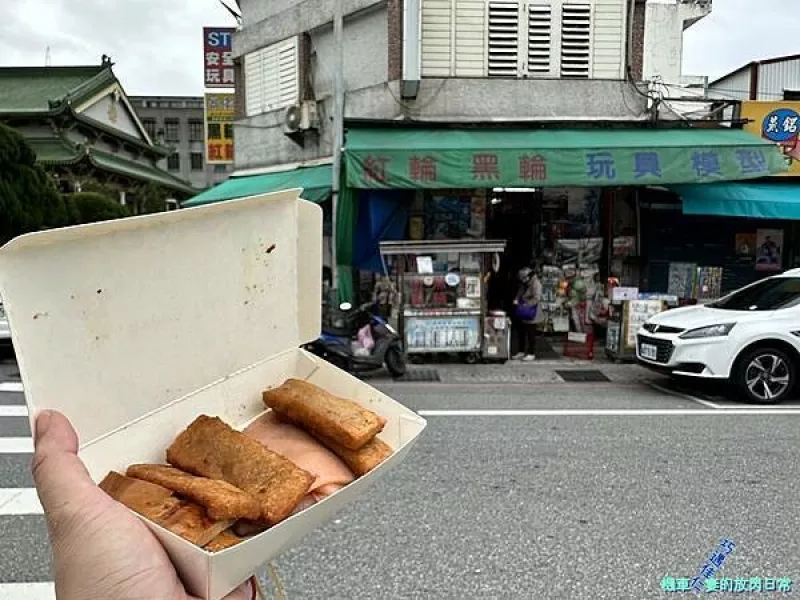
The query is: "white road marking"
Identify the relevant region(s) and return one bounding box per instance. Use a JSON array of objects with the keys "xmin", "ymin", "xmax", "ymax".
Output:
[
  {"xmin": 0, "ymin": 489, "xmax": 41, "ymax": 516},
  {"xmin": 0, "ymin": 382, "xmax": 23, "ymax": 393},
  {"xmin": 417, "ymin": 409, "xmax": 800, "ymax": 416},
  {"xmin": 0, "ymin": 406, "xmax": 28, "ymax": 418},
  {"xmin": 0, "ymin": 583, "xmax": 54, "ymax": 599},
  {"xmin": 0, "ymin": 438, "xmax": 33, "ymax": 453},
  {"xmin": 648, "ymin": 381, "xmax": 722, "ymax": 409}
]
